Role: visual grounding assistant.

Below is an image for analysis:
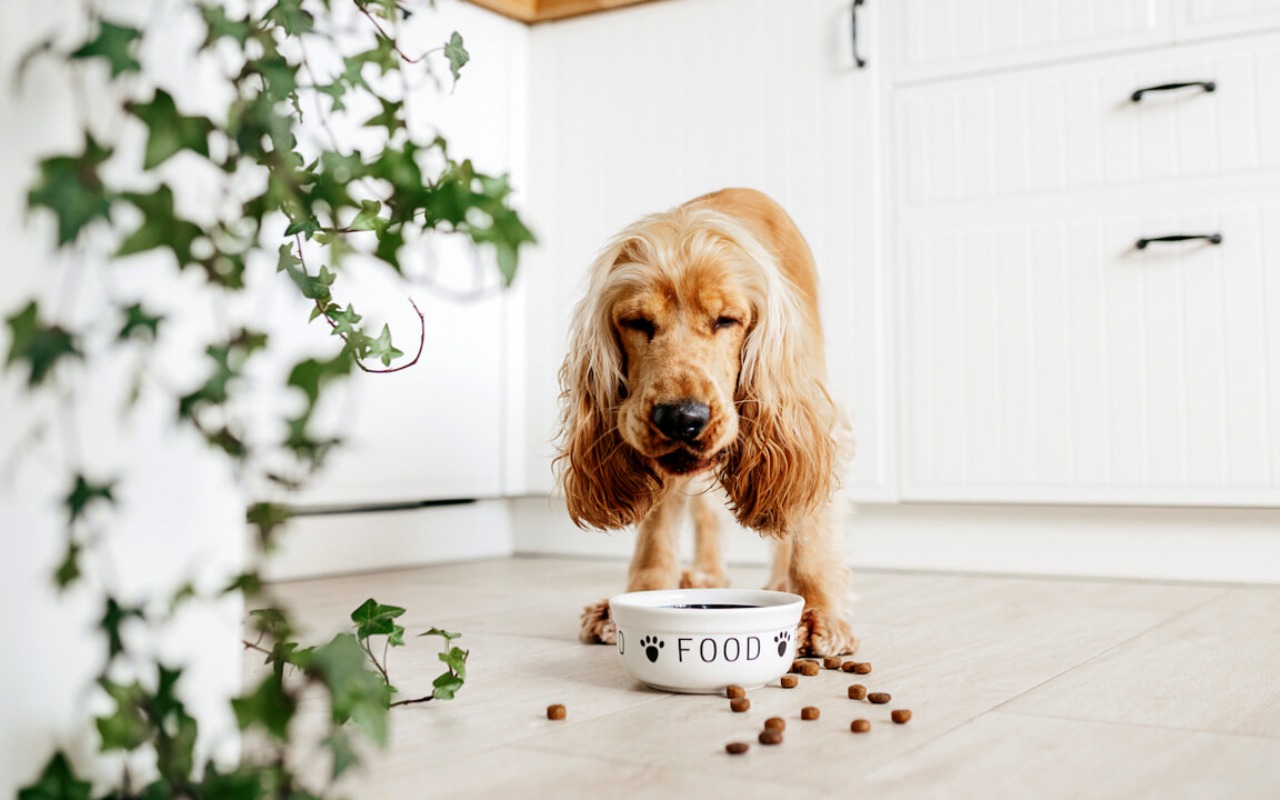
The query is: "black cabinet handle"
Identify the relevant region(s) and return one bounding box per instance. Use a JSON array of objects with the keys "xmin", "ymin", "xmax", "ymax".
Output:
[
  {"xmin": 1135, "ymin": 233, "xmax": 1223, "ymax": 250},
  {"xmin": 851, "ymin": 0, "xmax": 867, "ymax": 69},
  {"xmin": 1130, "ymin": 81, "xmax": 1216, "ymax": 102}
]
